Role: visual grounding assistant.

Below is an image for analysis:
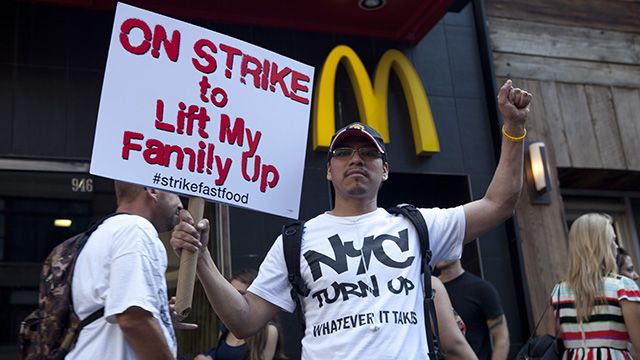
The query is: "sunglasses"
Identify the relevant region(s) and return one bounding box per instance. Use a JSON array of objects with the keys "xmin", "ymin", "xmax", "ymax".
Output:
[{"xmin": 331, "ymin": 147, "xmax": 383, "ymax": 160}]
